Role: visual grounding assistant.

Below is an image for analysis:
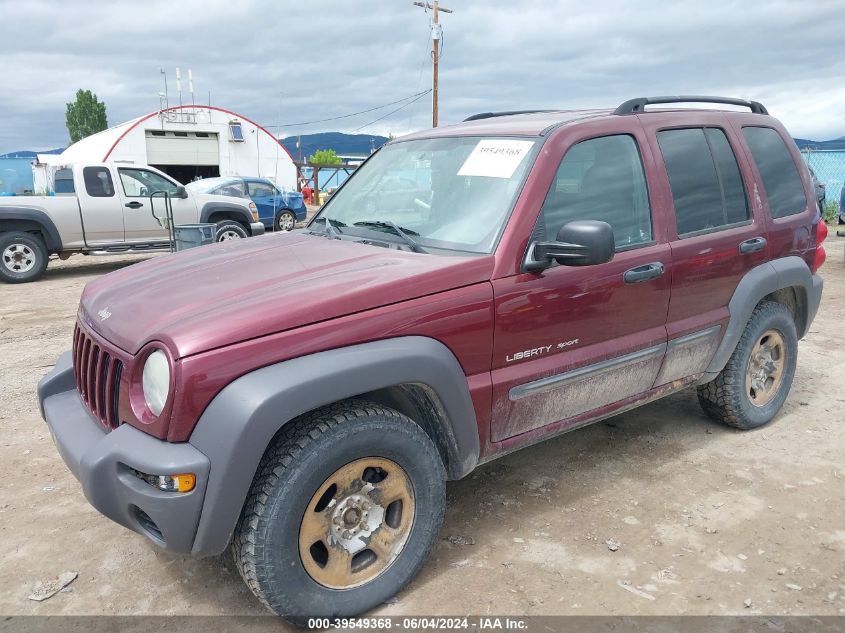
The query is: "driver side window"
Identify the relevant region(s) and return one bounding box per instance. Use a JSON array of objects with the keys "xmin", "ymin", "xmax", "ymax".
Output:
[
  {"xmin": 118, "ymin": 168, "xmax": 180, "ymax": 198},
  {"xmin": 540, "ymin": 134, "xmax": 653, "ymax": 249}
]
